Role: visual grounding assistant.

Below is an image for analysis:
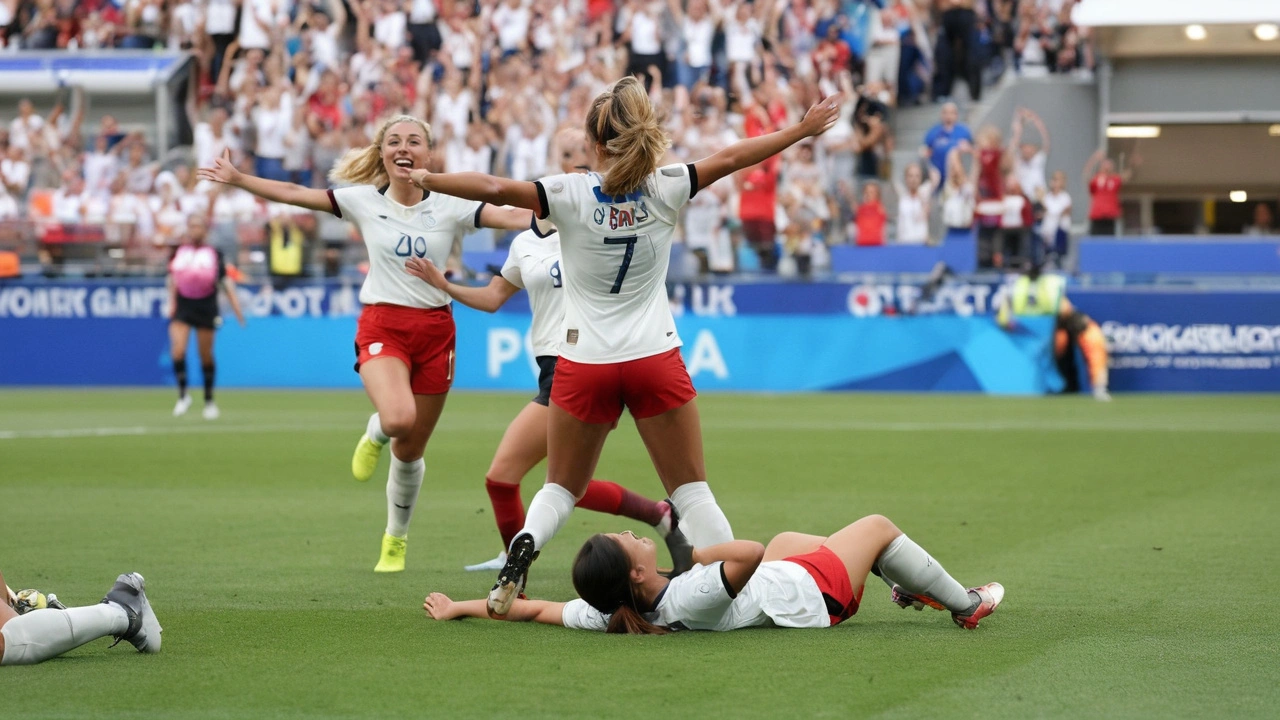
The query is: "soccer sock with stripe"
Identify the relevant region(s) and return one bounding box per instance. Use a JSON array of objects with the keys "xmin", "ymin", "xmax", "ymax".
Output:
[
  {"xmin": 577, "ymin": 480, "xmax": 668, "ymax": 530},
  {"xmin": 669, "ymin": 482, "xmax": 734, "ymax": 548},
  {"xmin": 173, "ymin": 358, "xmax": 187, "ymax": 398},
  {"xmin": 485, "ymin": 478, "xmax": 526, "ymax": 550},
  {"xmin": 874, "ymin": 534, "xmax": 975, "ymax": 613},
  {"xmin": 385, "ymin": 456, "xmax": 425, "ymax": 538},
  {"xmin": 202, "ymin": 362, "xmax": 215, "ymax": 402},
  {"xmin": 517, "ymin": 483, "xmax": 577, "ymax": 551},
  {"xmin": 0, "ymin": 604, "xmax": 129, "ymax": 666}
]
